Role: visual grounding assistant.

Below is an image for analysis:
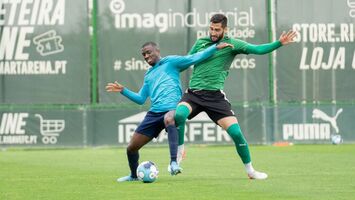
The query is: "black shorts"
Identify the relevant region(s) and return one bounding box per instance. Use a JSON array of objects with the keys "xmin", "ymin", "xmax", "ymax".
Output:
[
  {"xmin": 180, "ymin": 89, "xmax": 235, "ymax": 123},
  {"xmin": 135, "ymin": 111, "xmax": 168, "ymax": 138}
]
